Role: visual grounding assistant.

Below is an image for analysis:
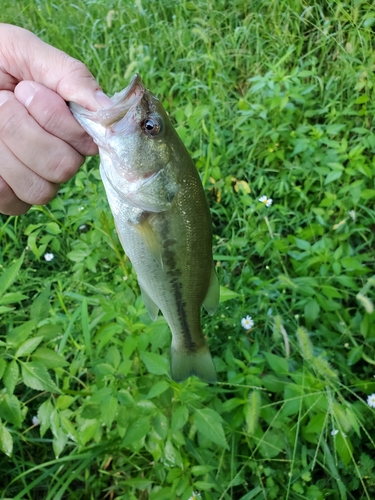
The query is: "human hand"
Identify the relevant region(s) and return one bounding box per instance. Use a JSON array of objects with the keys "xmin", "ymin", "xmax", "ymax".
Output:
[{"xmin": 0, "ymin": 23, "xmax": 112, "ymax": 215}]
